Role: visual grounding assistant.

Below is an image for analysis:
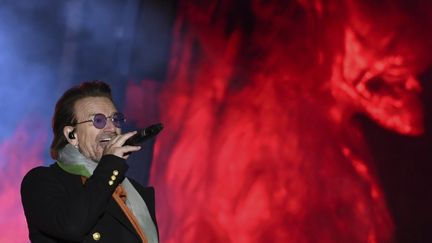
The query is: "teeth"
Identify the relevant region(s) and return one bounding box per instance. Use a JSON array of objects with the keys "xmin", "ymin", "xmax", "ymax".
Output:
[{"xmin": 100, "ymin": 138, "xmax": 111, "ymax": 142}]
